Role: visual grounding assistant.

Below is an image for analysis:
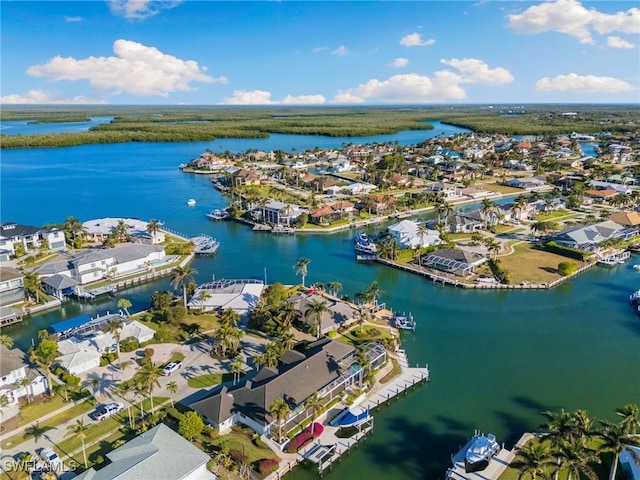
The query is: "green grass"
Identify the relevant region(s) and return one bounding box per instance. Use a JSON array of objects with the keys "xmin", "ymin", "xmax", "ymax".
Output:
[
  {"xmin": 207, "ymin": 425, "xmax": 279, "ymax": 465},
  {"xmin": 187, "ymin": 373, "xmax": 234, "ymax": 389}
]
